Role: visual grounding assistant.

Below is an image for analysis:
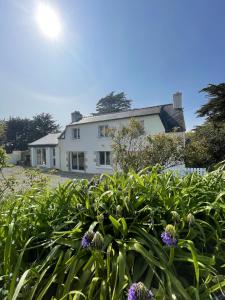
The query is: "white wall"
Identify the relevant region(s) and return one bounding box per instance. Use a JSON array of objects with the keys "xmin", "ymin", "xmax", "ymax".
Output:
[{"xmin": 59, "ymin": 115, "xmax": 165, "ymax": 174}]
